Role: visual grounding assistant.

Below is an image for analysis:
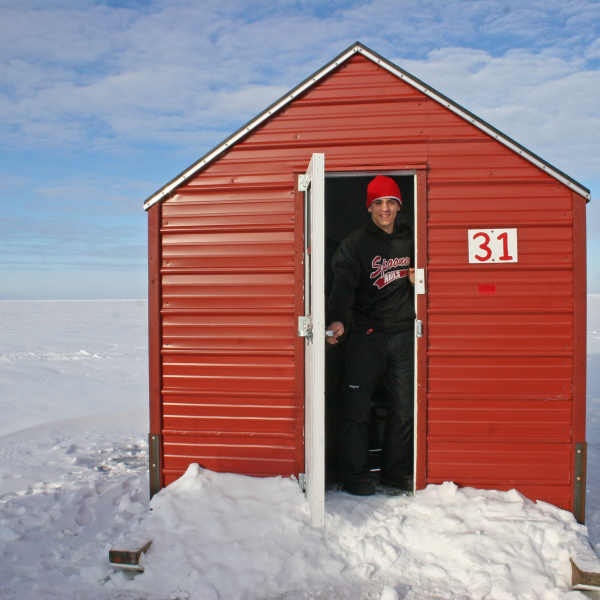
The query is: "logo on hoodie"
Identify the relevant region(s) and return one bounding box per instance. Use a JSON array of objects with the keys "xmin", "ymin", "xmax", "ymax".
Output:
[{"xmin": 371, "ymin": 256, "xmax": 410, "ymax": 289}]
